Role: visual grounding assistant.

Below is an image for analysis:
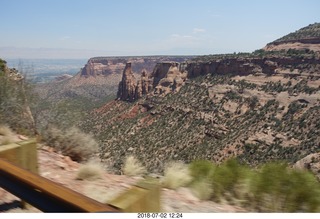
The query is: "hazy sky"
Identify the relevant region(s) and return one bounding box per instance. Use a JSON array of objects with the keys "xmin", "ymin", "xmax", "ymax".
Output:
[{"xmin": 0, "ymin": 0, "xmax": 319, "ymax": 59}]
